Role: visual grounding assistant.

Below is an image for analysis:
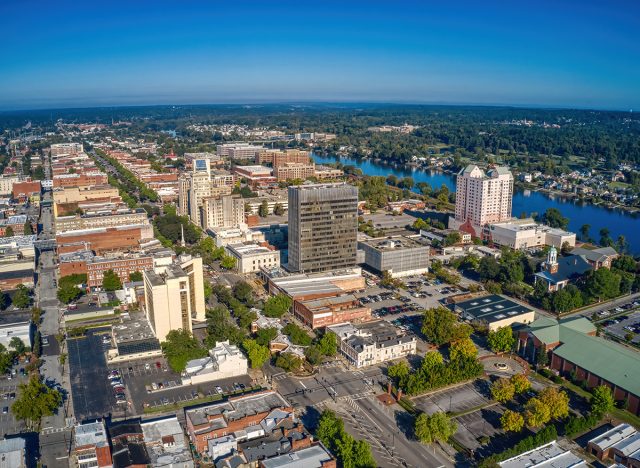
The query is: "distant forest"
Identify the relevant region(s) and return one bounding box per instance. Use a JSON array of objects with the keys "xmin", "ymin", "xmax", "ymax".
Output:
[{"xmin": 1, "ymin": 103, "xmax": 639, "ymax": 168}]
